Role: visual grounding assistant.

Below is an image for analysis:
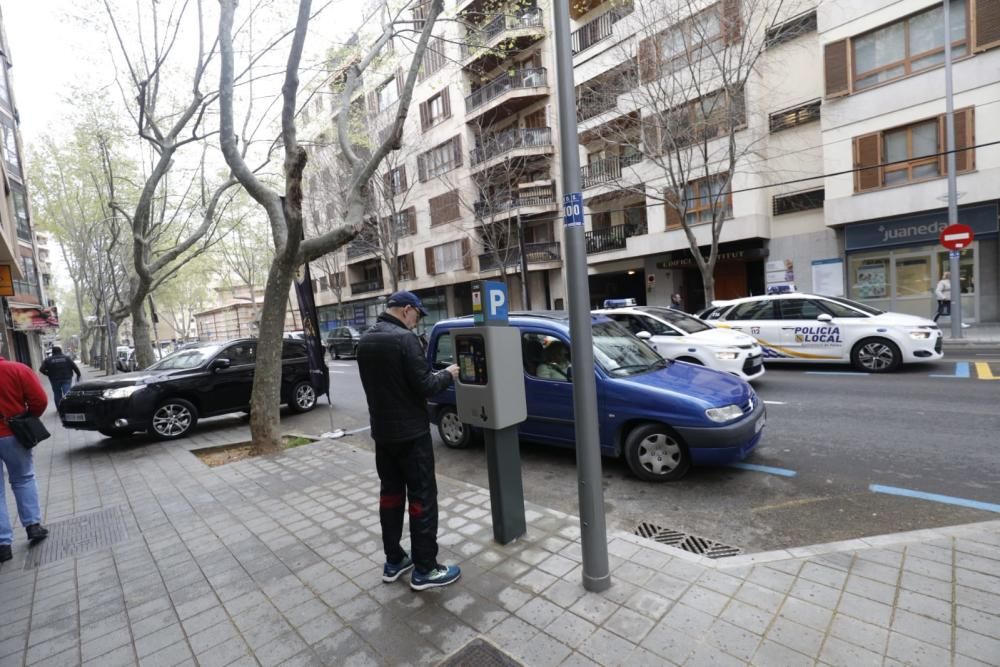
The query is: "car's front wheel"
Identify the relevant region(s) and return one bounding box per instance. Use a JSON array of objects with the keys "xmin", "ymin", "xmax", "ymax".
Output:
[
  {"xmin": 150, "ymin": 399, "xmax": 198, "ymax": 440},
  {"xmin": 289, "ymin": 381, "xmax": 317, "ymax": 413},
  {"xmin": 437, "ymin": 406, "xmax": 472, "ymax": 449},
  {"xmin": 331, "ymin": 346, "xmax": 340, "ymax": 360},
  {"xmin": 624, "ymin": 423, "xmax": 690, "ymax": 482},
  {"xmin": 851, "ymin": 337, "xmax": 901, "ymax": 373}
]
